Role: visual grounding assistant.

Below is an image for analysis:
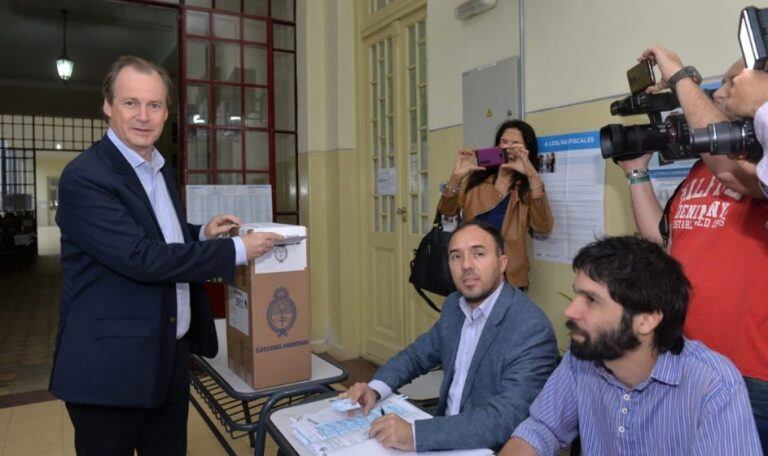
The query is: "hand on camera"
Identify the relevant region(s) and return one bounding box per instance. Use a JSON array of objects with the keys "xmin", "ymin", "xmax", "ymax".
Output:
[
  {"xmin": 501, "ymin": 145, "xmax": 535, "ymax": 176},
  {"xmin": 451, "ymin": 148, "xmax": 484, "ymax": 179},
  {"xmin": 726, "ymin": 69, "xmax": 768, "ymax": 118},
  {"xmin": 616, "ymin": 153, "xmax": 654, "ymax": 173},
  {"xmin": 639, "ymin": 46, "xmax": 684, "ymax": 93},
  {"xmin": 242, "ymin": 231, "xmax": 284, "ymax": 261}
]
